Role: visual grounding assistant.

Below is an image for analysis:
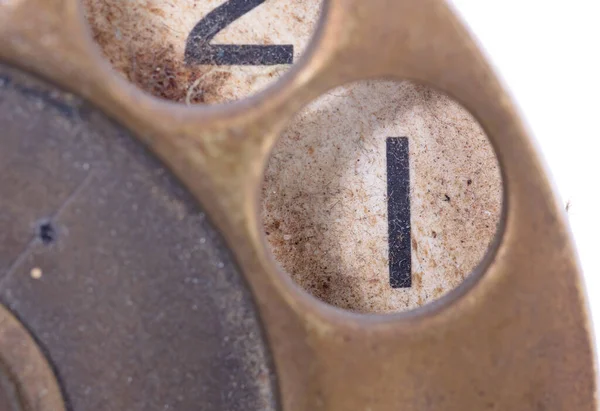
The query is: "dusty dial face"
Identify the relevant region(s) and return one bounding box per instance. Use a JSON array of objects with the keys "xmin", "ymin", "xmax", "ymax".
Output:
[
  {"xmin": 84, "ymin": 0, "xmax": 502, "ymax": 313},
  {"xmin": 83, "ymin": 0, "xmax": 322, "ymax": 104},
  {"xmin": 263, "ymin": 81, "xmax": 502, "ymax": 313}
]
